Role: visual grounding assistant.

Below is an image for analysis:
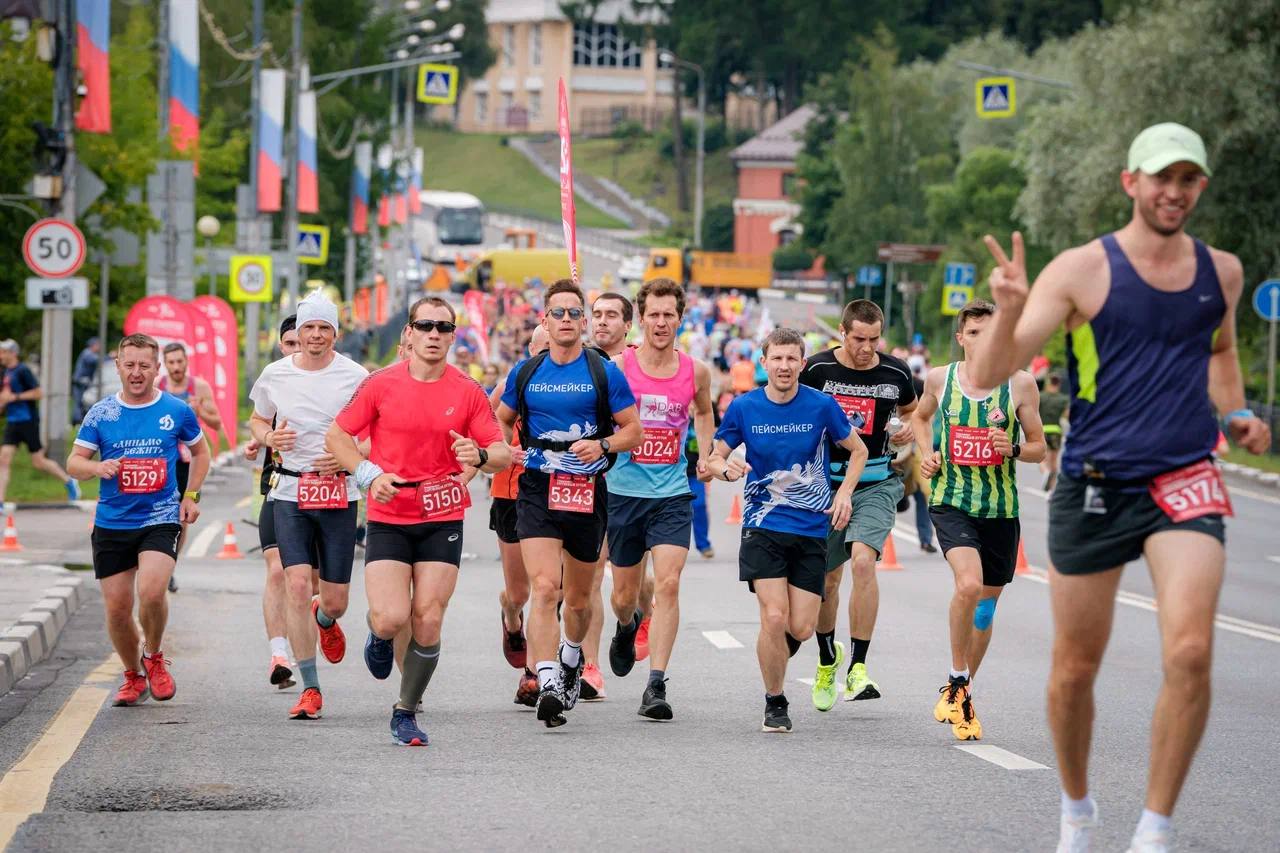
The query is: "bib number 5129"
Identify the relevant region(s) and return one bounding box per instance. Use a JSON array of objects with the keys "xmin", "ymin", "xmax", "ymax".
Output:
[{"xmin": 118, "ymin": 457, "xmax": 167, "ymax": 494}]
